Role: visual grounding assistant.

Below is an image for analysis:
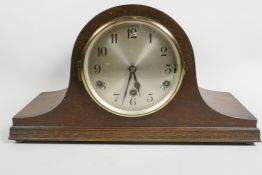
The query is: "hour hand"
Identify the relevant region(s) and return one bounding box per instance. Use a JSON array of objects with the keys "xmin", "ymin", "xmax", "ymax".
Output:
[{"xmin": 133, "ymin": 72, "xmax": 141, "ymax": 96}]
